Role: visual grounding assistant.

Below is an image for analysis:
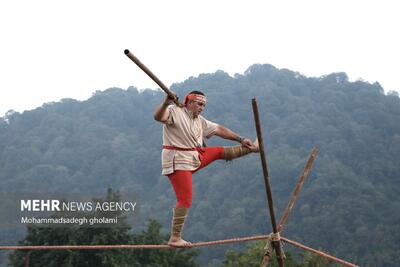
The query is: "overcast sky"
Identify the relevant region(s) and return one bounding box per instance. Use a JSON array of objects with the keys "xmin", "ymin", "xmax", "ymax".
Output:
[{"xmin": 0, "ymin": 0, "xmax": 399, "ymax": 116}]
